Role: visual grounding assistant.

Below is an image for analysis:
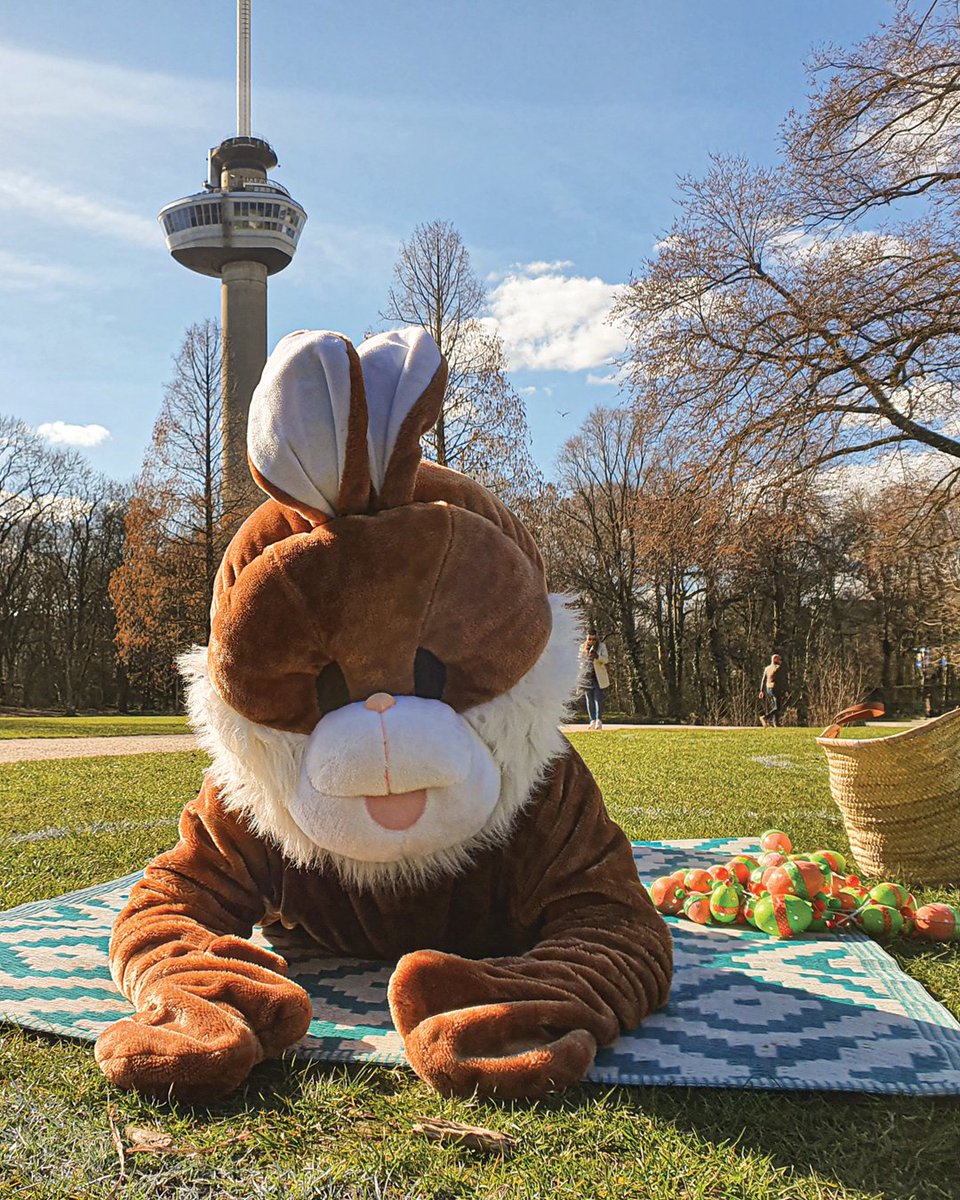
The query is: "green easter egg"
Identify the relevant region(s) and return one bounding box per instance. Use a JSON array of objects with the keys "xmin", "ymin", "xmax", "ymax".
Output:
[
  {"xmin": 753, "ymin": 894, "xmax": 813, "ymax": 938},
  {"xmin": 868, "ymin": 882, "xmax": 909, "ymax": 909},
  {"xmin": 809, "ymin": 849, "xmax": 846, "ymax": 875},
  {"xmin": 709, "ymin": 883, "xmax": 741, "ymax": 924},
  {"xmin": 857, "ymin": 903, "xmax": 904, "ymax": 939}
]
